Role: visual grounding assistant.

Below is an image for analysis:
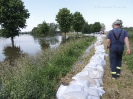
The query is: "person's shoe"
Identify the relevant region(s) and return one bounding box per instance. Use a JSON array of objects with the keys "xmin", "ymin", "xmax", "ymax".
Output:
[{"xmin": 117, "ymin": 74, "xmax": 120, "ymax": 78}]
